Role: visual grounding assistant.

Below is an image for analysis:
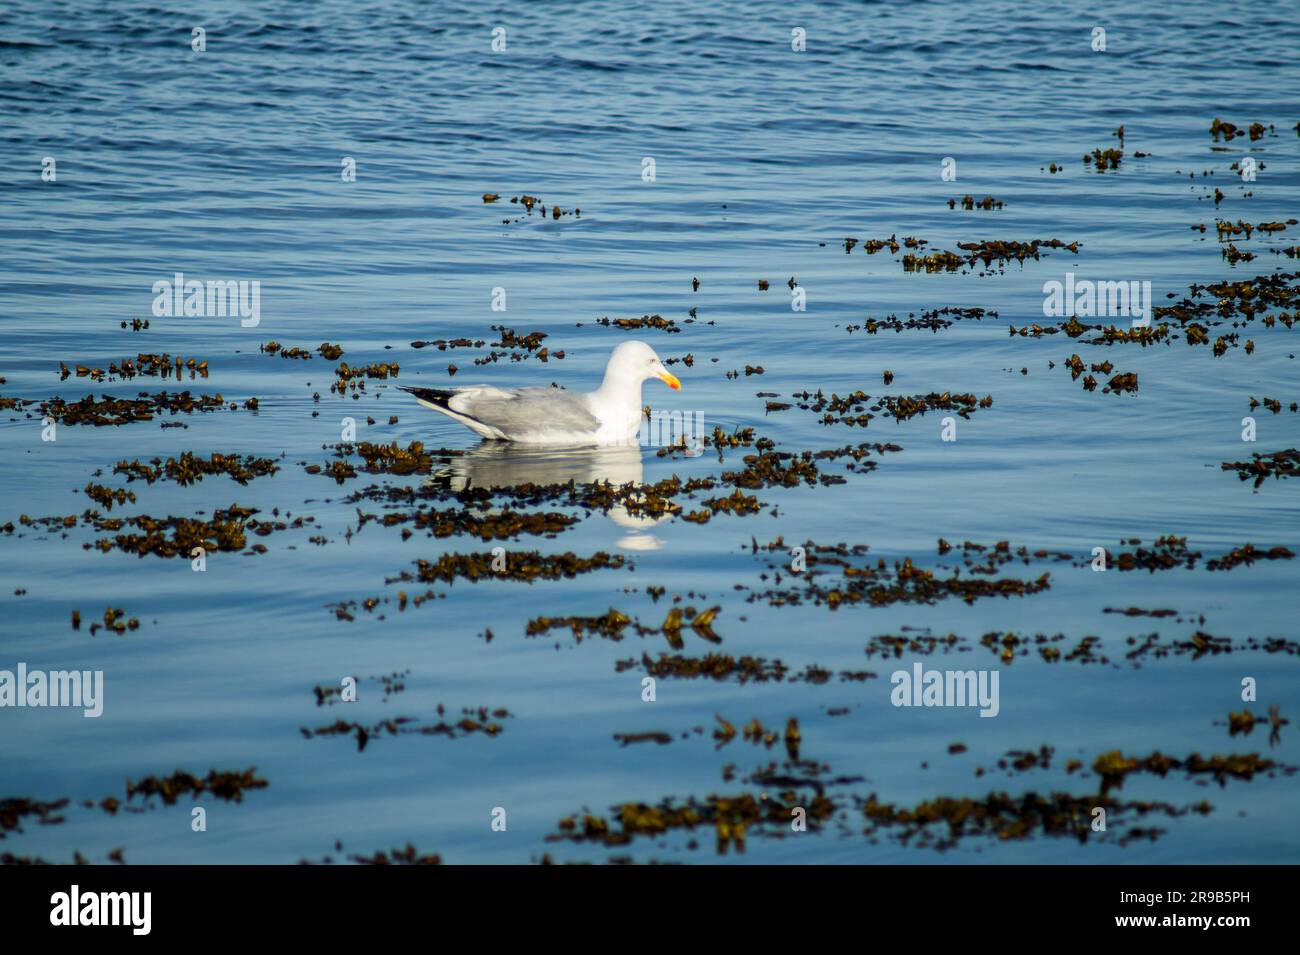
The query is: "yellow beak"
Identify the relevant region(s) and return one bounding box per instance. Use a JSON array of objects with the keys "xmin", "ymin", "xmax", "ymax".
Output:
[{"xmin": 656, "ymin": 370, "xmax": 681, "ymax": 391}]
